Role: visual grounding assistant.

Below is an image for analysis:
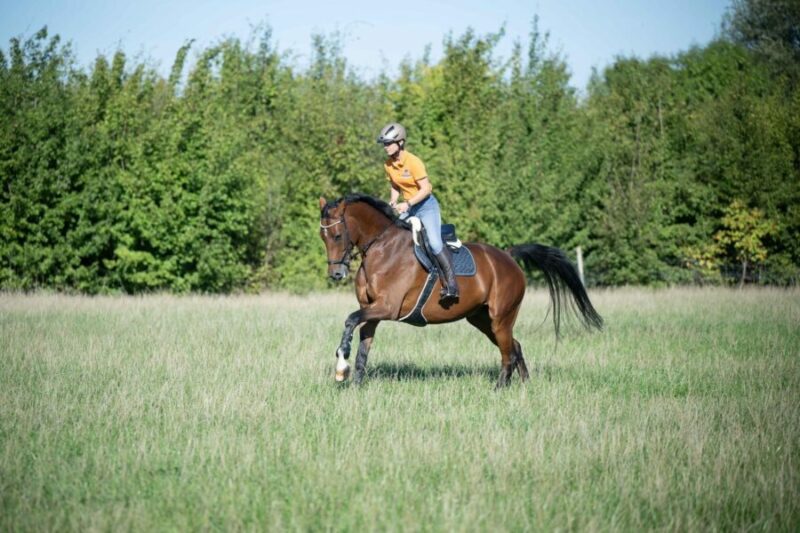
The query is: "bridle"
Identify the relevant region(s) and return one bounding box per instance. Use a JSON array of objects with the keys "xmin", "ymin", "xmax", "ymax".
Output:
[
  {"xmin": 320, "ymin": 206, "xmax": 393, "ymax": 272},
  {"xmin": 320, "ymin": 215, "xmax": 354, "ymax": 269}
]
